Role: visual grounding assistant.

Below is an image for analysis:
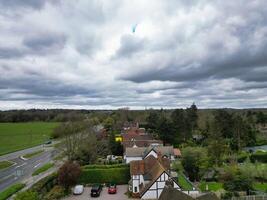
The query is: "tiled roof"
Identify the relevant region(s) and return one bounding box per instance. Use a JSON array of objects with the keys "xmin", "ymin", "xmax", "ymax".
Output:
[
  {"xmin": 174, "ymin": 148, "xmax": 182, "ymax": 156},
  {"xmin": 159, "ymin": 186, "xmax": 195, "ymax": 200},
  {"xmin": 125, "ymin": 146, "xmax": 174, "ymax": 157}
]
